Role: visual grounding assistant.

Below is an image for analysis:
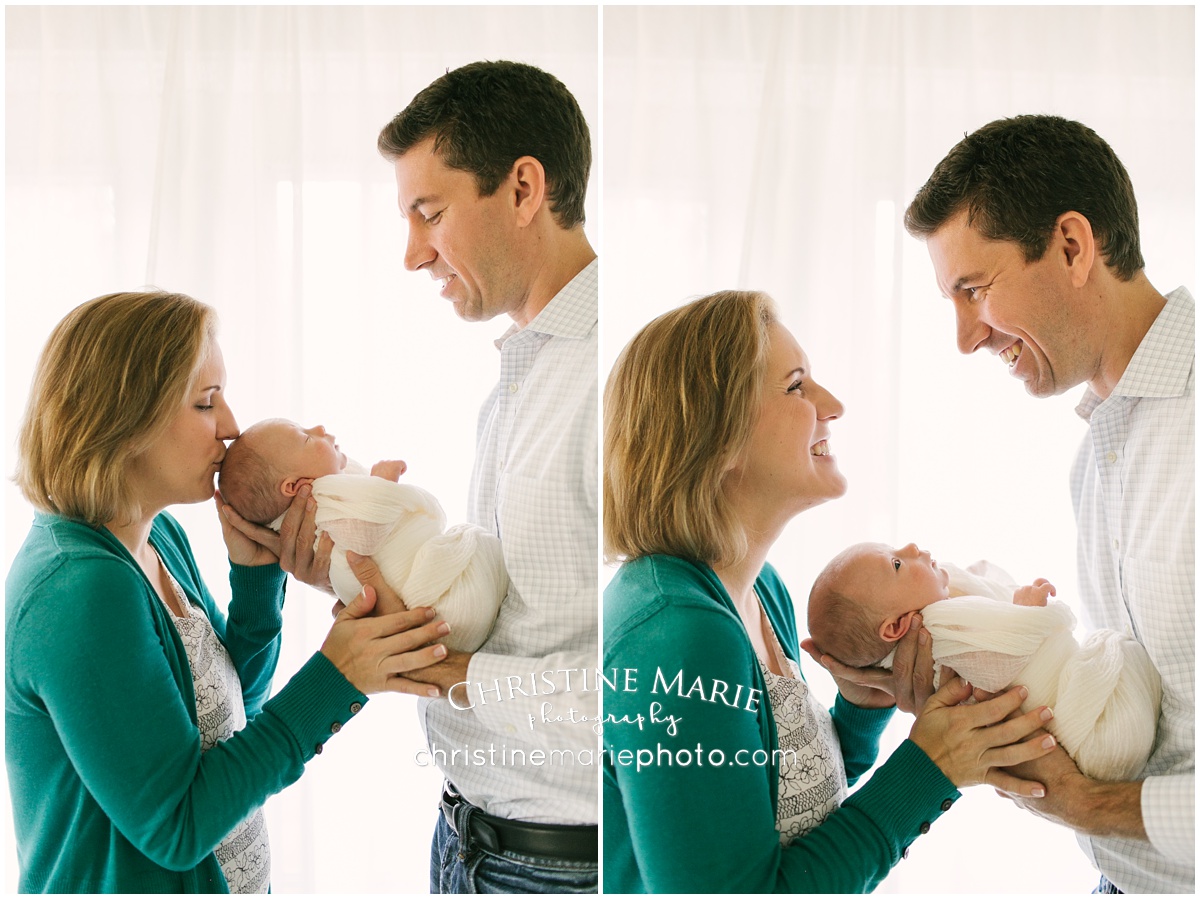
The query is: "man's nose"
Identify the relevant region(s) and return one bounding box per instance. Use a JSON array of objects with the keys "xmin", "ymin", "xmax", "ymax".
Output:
[
  {"xmin": 955, "ymin": 303, "xmax": 990, "ymax": 355},
  {"xmin": 404, "ymin": 227, "xmax": 434, "ymax": 272}
]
